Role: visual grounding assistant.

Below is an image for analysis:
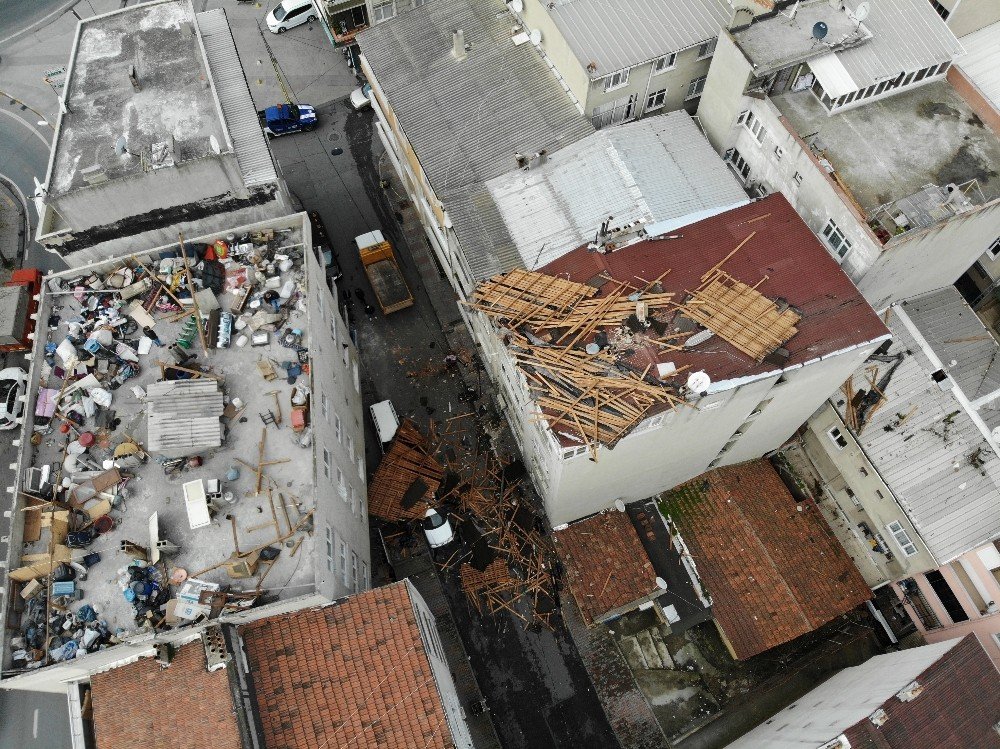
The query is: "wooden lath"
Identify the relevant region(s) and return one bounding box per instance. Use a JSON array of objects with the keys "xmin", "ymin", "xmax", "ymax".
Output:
[
  {"xmin": 368, "ymin": 420, "xmax": 443, "ymax": 522},
  {"xmin": 682, "ymin": 270, "xmax": 800, "ymax": 361},
  {"xmin": 465, "ymin": 268, "xmax": 597, "ymax": 328}
]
